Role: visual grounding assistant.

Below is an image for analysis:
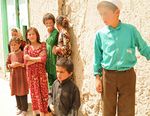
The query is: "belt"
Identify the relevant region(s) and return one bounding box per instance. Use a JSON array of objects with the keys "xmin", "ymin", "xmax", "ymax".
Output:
[{"xmin": 104, "ymin": 68, "xmax": 133, "ymax": 72}]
